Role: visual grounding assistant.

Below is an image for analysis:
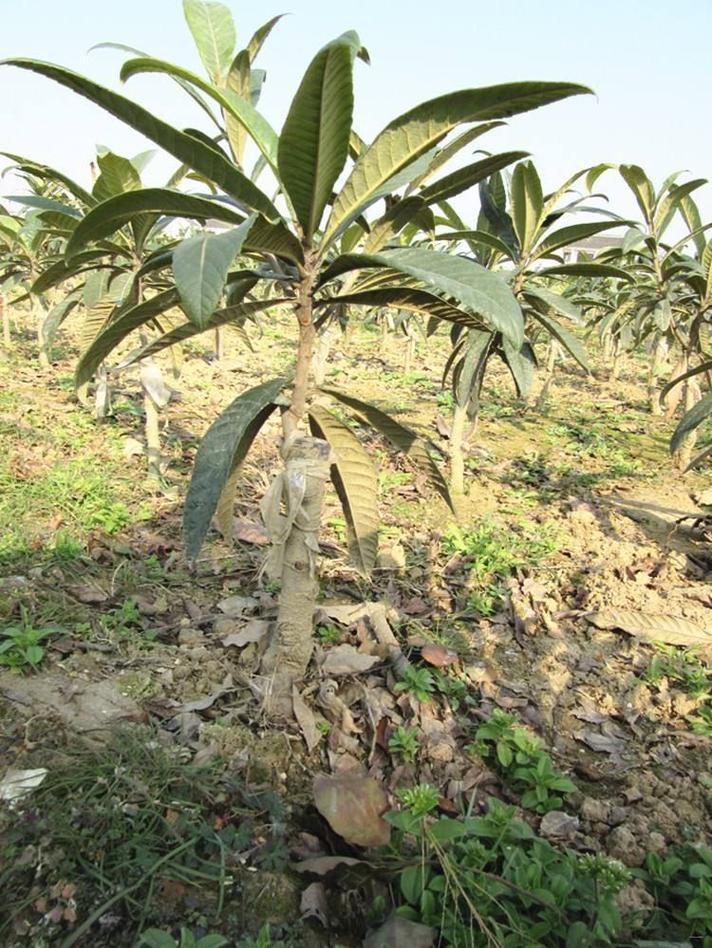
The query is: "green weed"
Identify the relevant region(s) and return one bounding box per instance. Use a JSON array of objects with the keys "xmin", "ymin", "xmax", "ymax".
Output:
[
  {"xmin": 0, "ymin": 607, "xmax": 57, "ymax": 669},
  {"xmin": 388, "ymin": 726, "xmax": 420, "ymax": 763}
]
